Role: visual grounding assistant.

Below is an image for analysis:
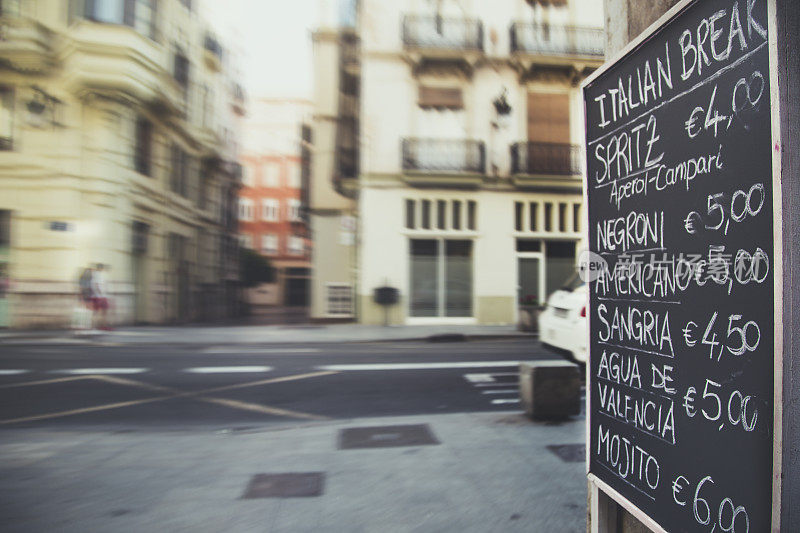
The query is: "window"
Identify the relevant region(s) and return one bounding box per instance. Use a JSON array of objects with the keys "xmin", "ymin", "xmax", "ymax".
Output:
[
  {"xmin": 238, "ymin": 234, "xmax": 253, "ymax": 249},
  {"xmin": 242, "ymin": 164, "xmax": 254, "ymax": 187},
  {"xmin": 0, "ymin": 87, "xmax": 13, "ymax": 151},
  {"xmin": 261, "ymin": 234, "xmax": 278, "ymax": 254},
  {"xmin": 134, "ymin": 116, "xmax": 152, "ymax": 176},
  {"xmin": 529, "ymin": 203, "xmax": 539, "ymax": 231},
  {"xmin": 437, "ymin": 200, "xmax": 446, "ymax": 230},
  {"xmin": 288, "ymin": 236, "xmax": 304, "ymax": 255},
  {"xmin": 288, "ymin": 163, "xmax": 301, "ymax": 188},
  {"xmin": 87, "ymin": 0, "xmax": 124, "ymax": 23},
  {"xmin": 545, "ymin": 241, "xmax": 577, "ymax": 296},
  {"xmin": 467, "ymin": 201, "xmax": 476, "ymax": 230},
  {"xmin": 514, "ymin": 202, "xmax": 523, "ymax": 231},
  {"xmin": 170, "ymin": 144, "xmax": 189, "ymax": 196},
  {"xmin": 405, "ymin": 199, "xmax": 415, "ymax": 229},
  {"xmin": 410, "ymin": 239, "xmax": 473, "ymax": 318},
  {"xmin": 261, "ymin": 199, "xmax": 279, "ymax": 222},
  {"xmin": 173, "ymin": 50, "xmax": 190, "ymax": 91},
  {"xmin": 326, "ymin": 283, "xmax": 354, "ymax": 316},
  {"xmin": 544, "ymin": 203, "xmax": 553, "ymax": 232},
  {"xmin": 238, "ymin": 199, "xmax": 254, "ymax": 221},
  {"xmin": 264, "ymin": 162, "xmax": 280, "ymax": 187},
  {"xmin": 83, "ymin": 0, "xmax": 156, "ymax": 38},
  {"xmin": 516, "ymin": 239, "xmax": 541, "ymax": 252},
  {"xmin": 573, "ymin": 204, "xmax": 581, "ymax": 232},
  {"xmin": 288, "ymin": 199, "xmax": 301, "ymax": 222},
  {"xmin": 1, "ymin": 0, "xmax": 21, "ymax": 16},
  {"xmin": 558, "ymin": 203, "xmax": 567, "ymax": 232},
  {"xmin": 421, "ymin": 200, "xmax": 431, "ymax": 229},
  {"xmin": 452, "ymin": 200, "xmax": 461, "ymax": 230}
]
